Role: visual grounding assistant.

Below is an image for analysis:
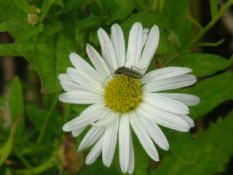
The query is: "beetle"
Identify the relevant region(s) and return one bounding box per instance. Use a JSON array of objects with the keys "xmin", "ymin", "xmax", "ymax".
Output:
[{"xmin": 114, "ymin": 66, "xmax": 142, "ymax": 79}]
